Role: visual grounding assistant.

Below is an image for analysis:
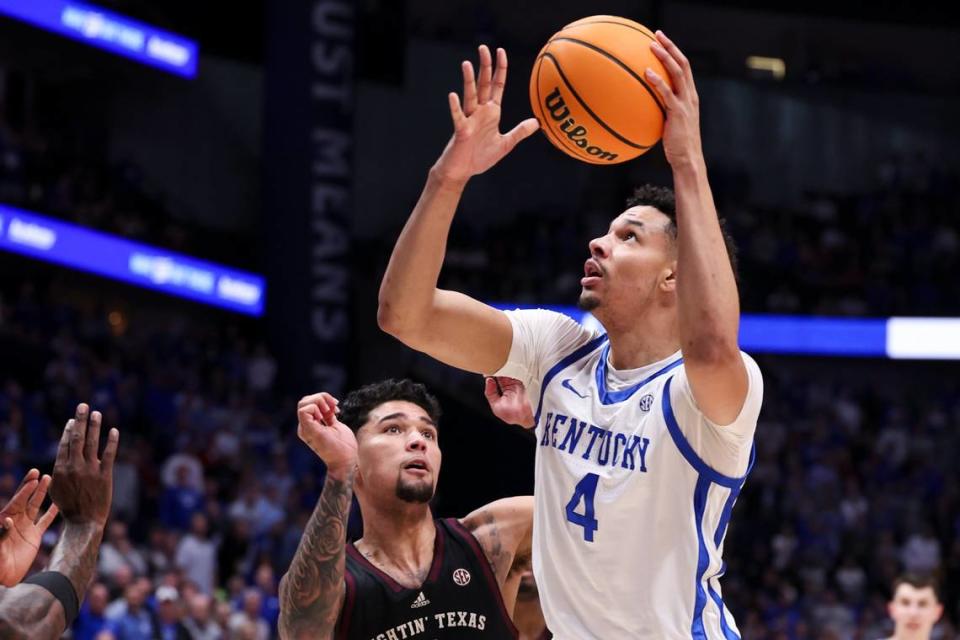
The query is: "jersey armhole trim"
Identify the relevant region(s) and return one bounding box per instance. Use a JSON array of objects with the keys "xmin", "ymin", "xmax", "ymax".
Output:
[
  {"xmin": 444, "ymin": 518, "xmax": 521, "ymax": 638},
  {"xmin": 335, "ymin": 567, "xmax": 357, "ymax": 640},
  {"xmin": 533, "ymin": 333, "xmax": 609, "ymax": 426},
  {"xmin": 662, "ymin": 376, "xmax": 755, "ymax": 489}
]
